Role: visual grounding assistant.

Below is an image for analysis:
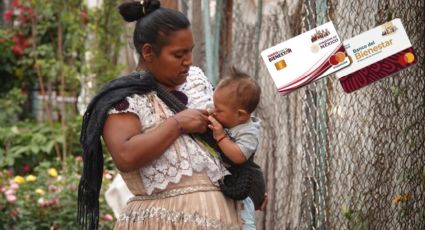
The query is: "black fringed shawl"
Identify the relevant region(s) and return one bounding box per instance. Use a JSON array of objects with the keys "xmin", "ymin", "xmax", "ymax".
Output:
[{"xmin": 77, "ymin": 71, "xmax": 220, "ymax": 229}]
